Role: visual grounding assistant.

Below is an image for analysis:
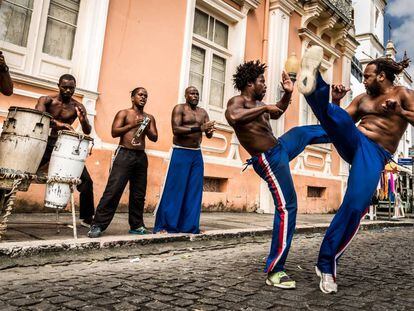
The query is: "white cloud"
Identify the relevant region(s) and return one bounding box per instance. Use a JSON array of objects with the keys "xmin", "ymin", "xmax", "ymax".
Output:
[
  {"xmin": 388, "ymin": 0, "xmax": 414, "ymax": 17},
  {"xmin": 387, "ymin": 0, "xmax": 414, "ymax": 77}
]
